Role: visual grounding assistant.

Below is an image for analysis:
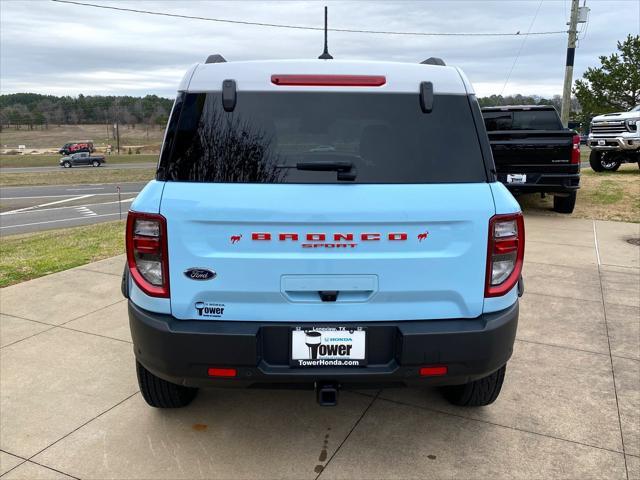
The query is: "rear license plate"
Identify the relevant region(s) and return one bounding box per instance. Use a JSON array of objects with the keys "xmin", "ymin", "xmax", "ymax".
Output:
[
  {"xmin": 507, "ymin": 173, "xmax": 527, "ymax": 184},
  {"xmin": 598, "ymin": 140, "xmax": 606, "ymax": 146},
  {"xmin": 291, "ymin": 327, "xmax": 366, "ymax": 367}
]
